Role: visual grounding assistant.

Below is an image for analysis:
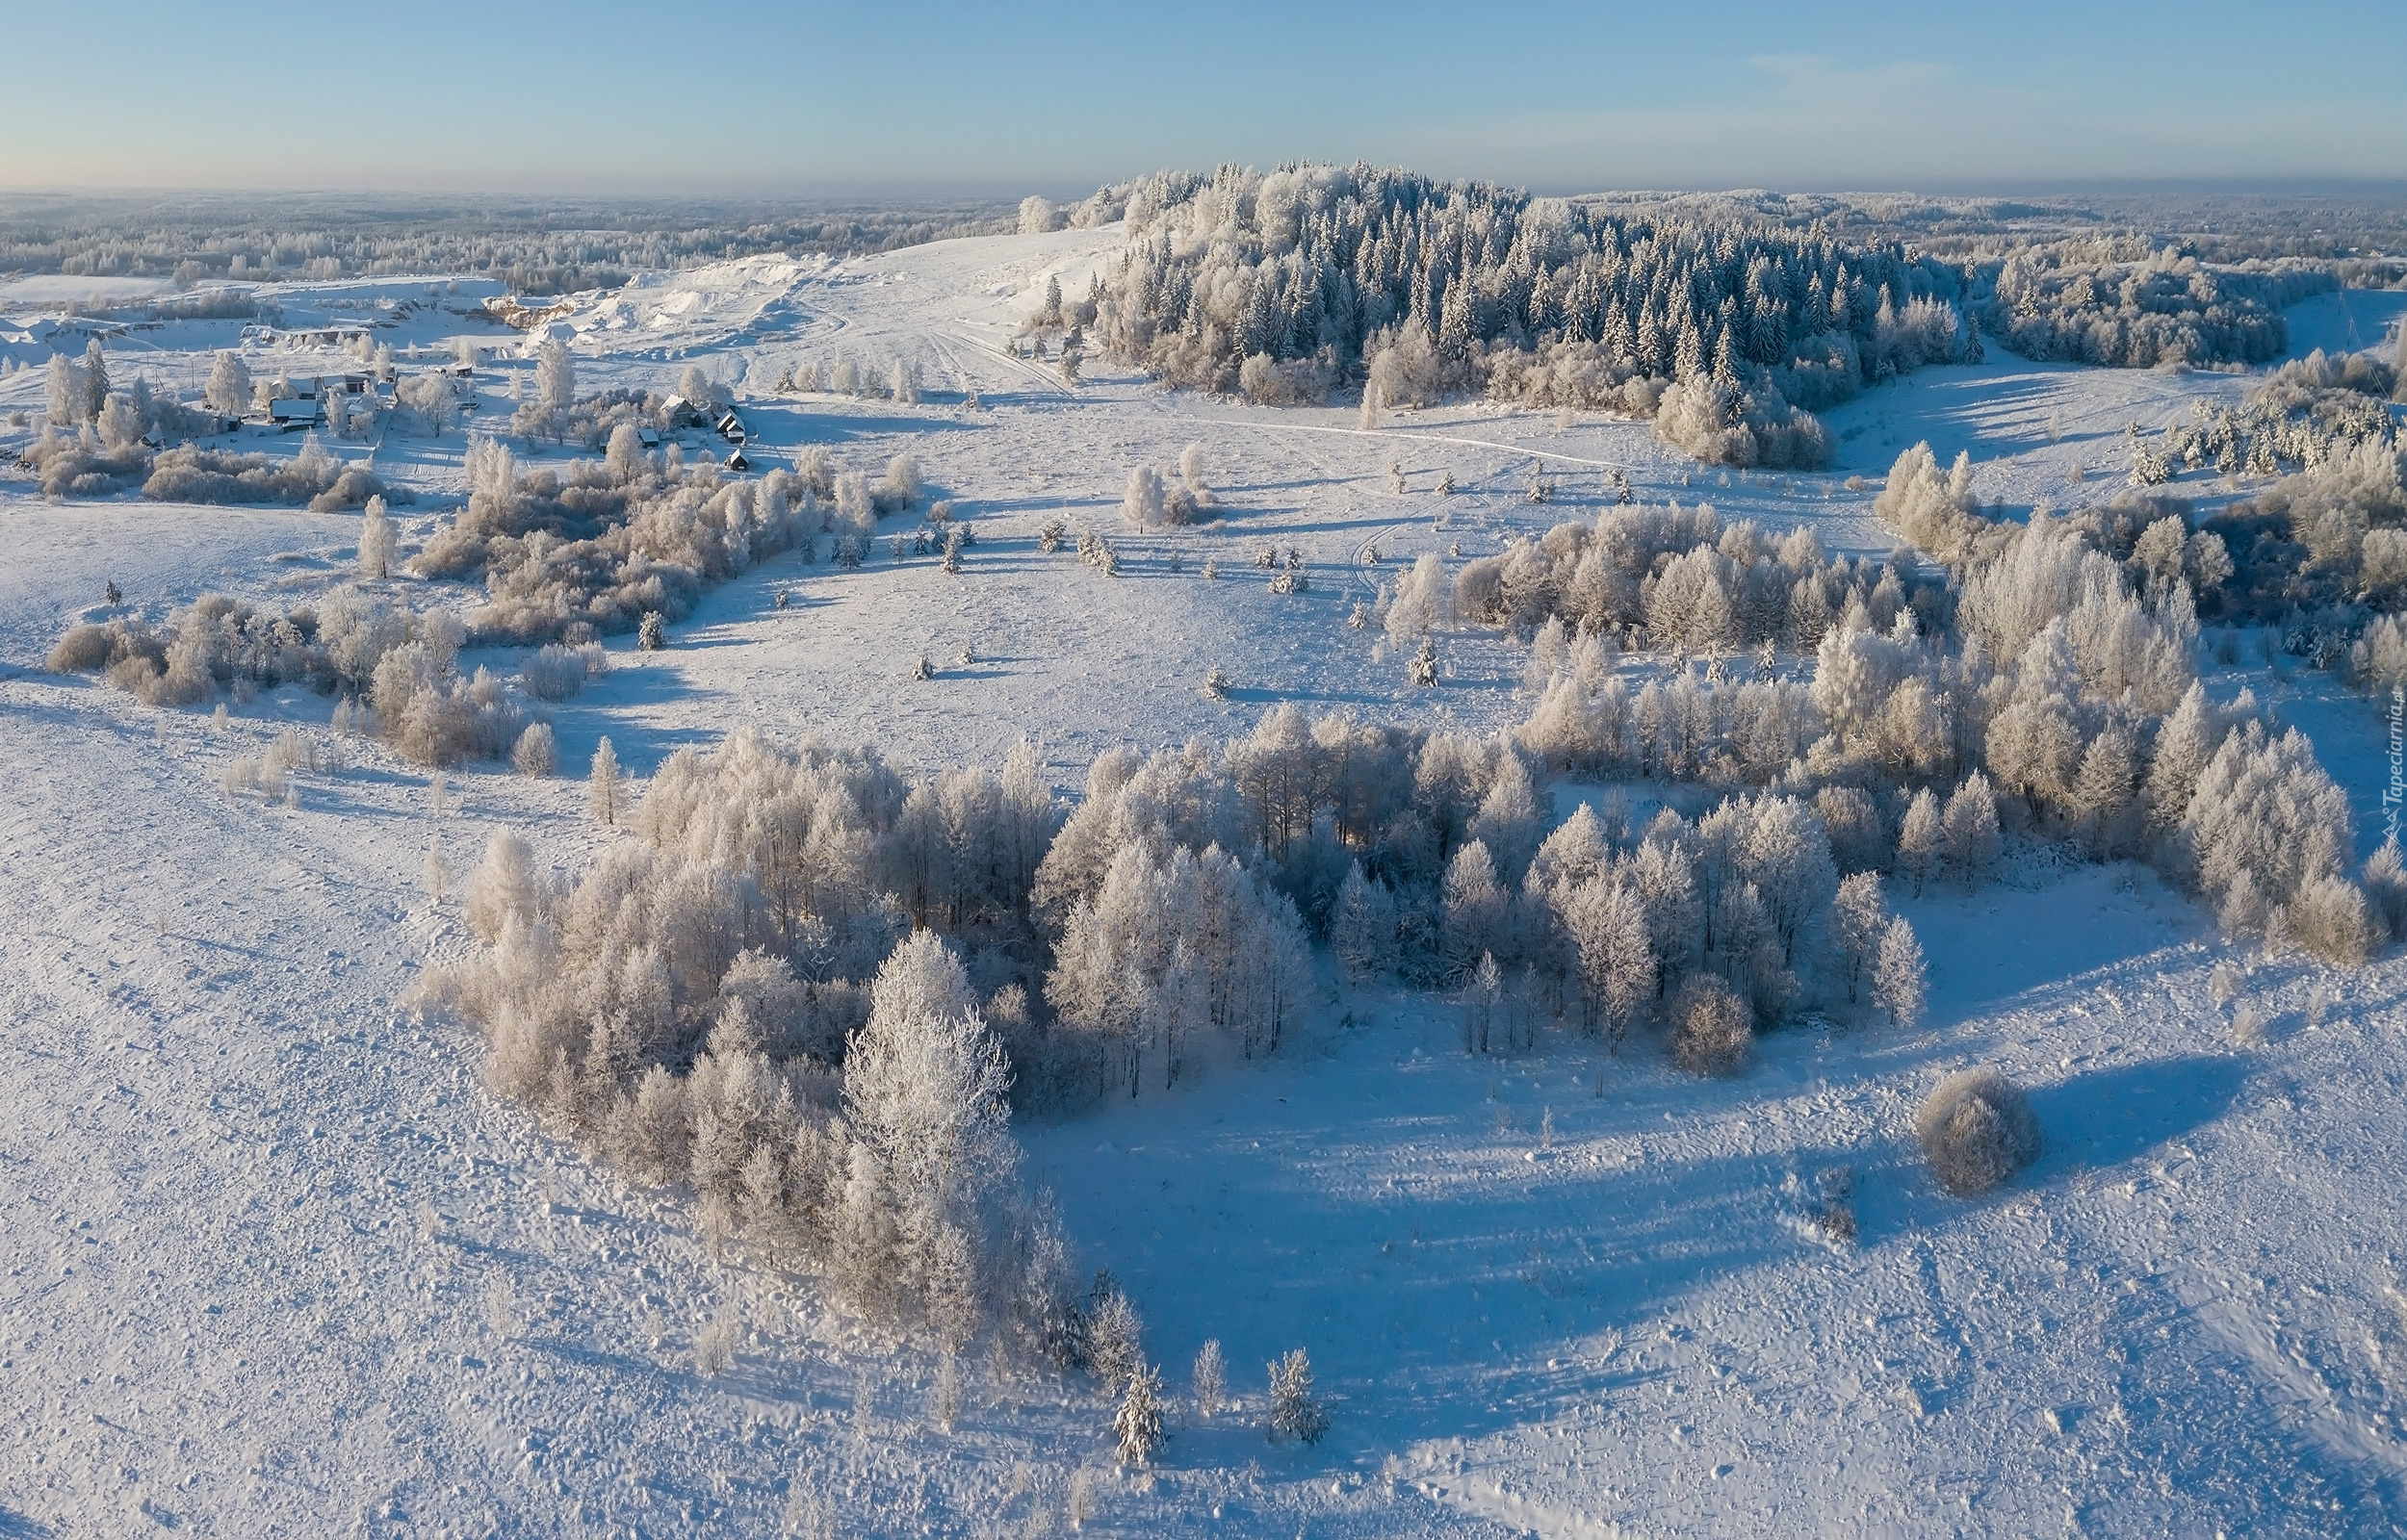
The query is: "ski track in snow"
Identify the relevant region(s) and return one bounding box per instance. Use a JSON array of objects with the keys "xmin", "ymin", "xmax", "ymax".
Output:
[{"xmin": 4, "ymin": 224, "xmax": 2406, "ymax": 1537}]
